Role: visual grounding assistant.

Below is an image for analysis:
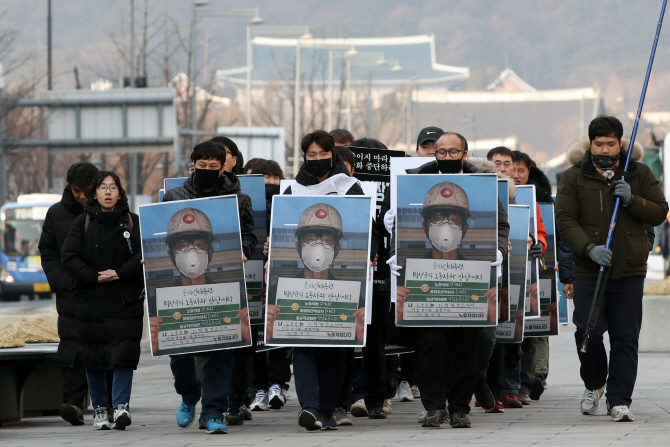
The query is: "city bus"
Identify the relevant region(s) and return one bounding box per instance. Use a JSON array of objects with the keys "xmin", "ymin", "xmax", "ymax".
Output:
[{"xmin": 0, "ymin": 193, "xmax": 61, "ymax": 301}]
